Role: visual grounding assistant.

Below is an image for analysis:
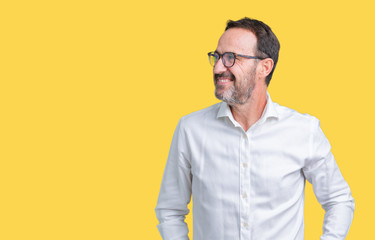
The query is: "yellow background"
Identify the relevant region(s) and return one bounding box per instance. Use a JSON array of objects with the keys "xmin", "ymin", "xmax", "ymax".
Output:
[{"xmin": 1, "ymin": 0, "xmax": 374, "ymax": 239}]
